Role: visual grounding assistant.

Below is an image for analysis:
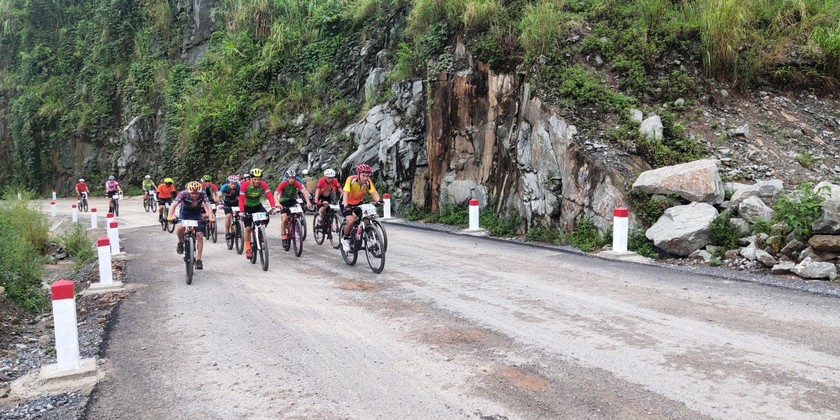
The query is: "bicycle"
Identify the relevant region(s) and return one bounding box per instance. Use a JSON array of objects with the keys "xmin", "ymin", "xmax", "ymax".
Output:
[
  {"xmin": 296, "ymin": 197, "xmax": 308, "ymax": 241},
  {"xmin": 247, "ymin": 211, "xmax": 270, "ymax": 271},
  {"xmin": 180, "ymin": 219, "xmax": 201, "ymax": 285},
  {"xmin": 108, "ymin": 193, "xmax": 121, "ymax": 217},
  {"xmin": 78, "ymin": 192, "xmax": 89, "ymax": 212},
  {"xmin": 207, "ymin": 203, "xmax": 218, "ymax": 243},
  {"xmin": 143, "ymin": 191, "xmax": 158, "ymax": 213},
  {"xmin": 282, "ymin": 203, "xmax": 305, "ymax": 257},
  {"xmin": 160, "ymin": 202, "xmax": 177, "ymax": 233},
  {"xmin": 339, "ymin": 203, "xmax": 386, "ymax": 273},
  {"xmin": 313, "ymin": 203, "xmax": 342, "ymax": 249},
  {"xmin": 226, "ymin": 207, "xmax": 244, "ymax": 254}
]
